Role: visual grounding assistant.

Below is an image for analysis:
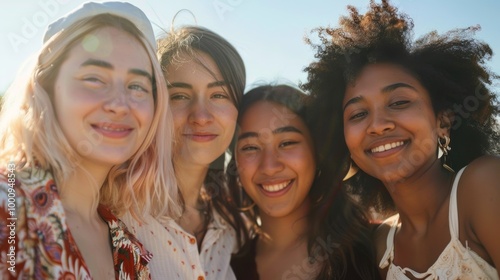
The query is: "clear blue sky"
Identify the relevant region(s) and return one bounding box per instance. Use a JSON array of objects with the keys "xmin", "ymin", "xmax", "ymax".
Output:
[{"xmin": 1, "ymin": 0, "xmax": 500, "ymax": 93}]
